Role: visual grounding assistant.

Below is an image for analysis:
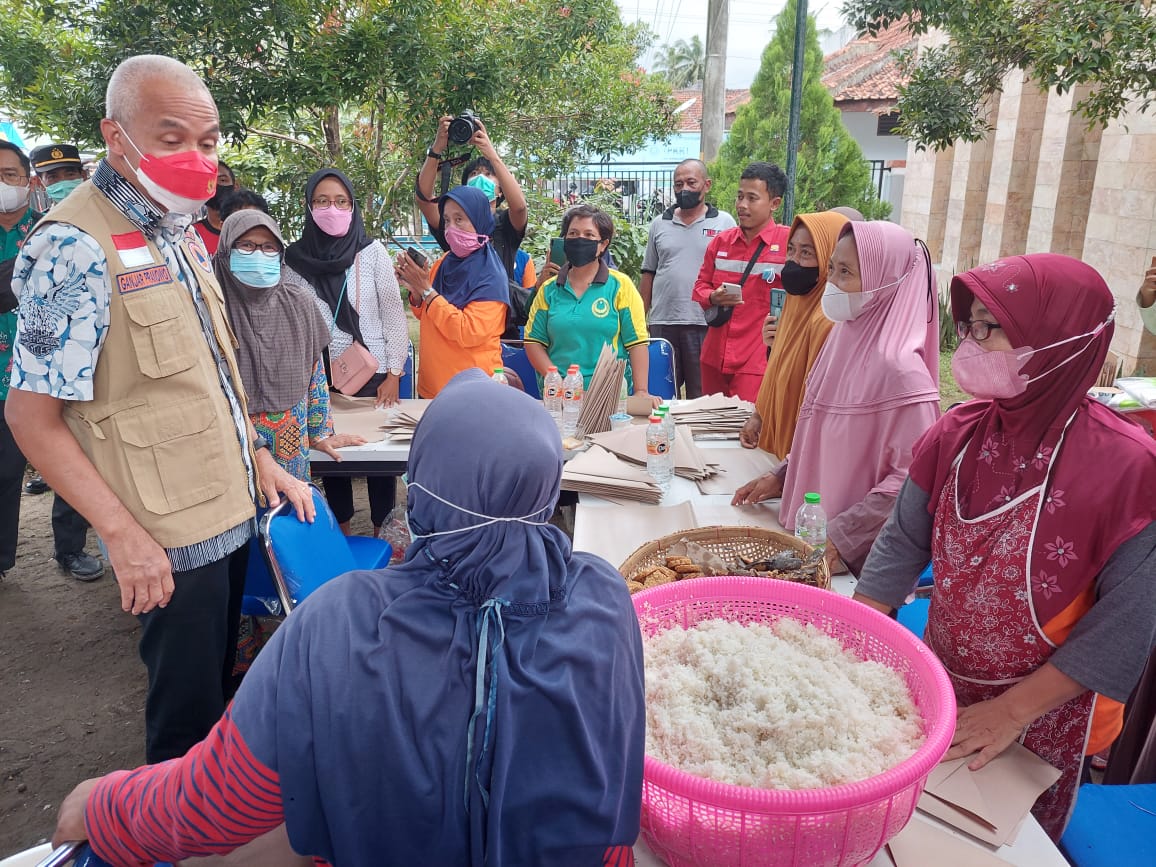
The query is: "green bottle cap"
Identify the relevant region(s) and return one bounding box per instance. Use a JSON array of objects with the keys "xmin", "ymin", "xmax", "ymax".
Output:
[{"xmin": 804, "ymin": 492, "xmax": 821, "ymax": 504}]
